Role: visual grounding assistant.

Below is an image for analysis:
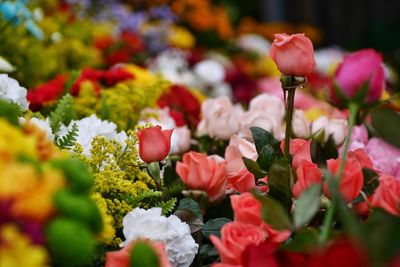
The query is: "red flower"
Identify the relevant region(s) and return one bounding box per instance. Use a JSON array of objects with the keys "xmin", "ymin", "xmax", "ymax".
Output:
[
  {"xmin": 324, "ymin": 157, "xmax": 364, "ymax": 202},
  {"xmin": 27, "ymin": 75, "xmax": 67, "ymax": 111},
  {"xmin": 370, "ymin": 175, "xmax": 400, "ymax": 216},
  {"xmin": 138, "ymin": 126, "xmax": 173, "ymax": 163},
  {"xmin": 293, "ymin": 160, "xmax": 322, "ymax": 198},
  {"xmin": 308, "ymin": 239, "xmax": 369, "ymax": 267},
  {"xmin": 157, "ymin": 85, "xmax": 201, "ymax": 128},
  {"xmin": 280, "ymin": 139, "xmax": 312, "ymax": 169},
  {"xmin": 102, "ymin": 68, "xmax": 135, "ymax": 86}
]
